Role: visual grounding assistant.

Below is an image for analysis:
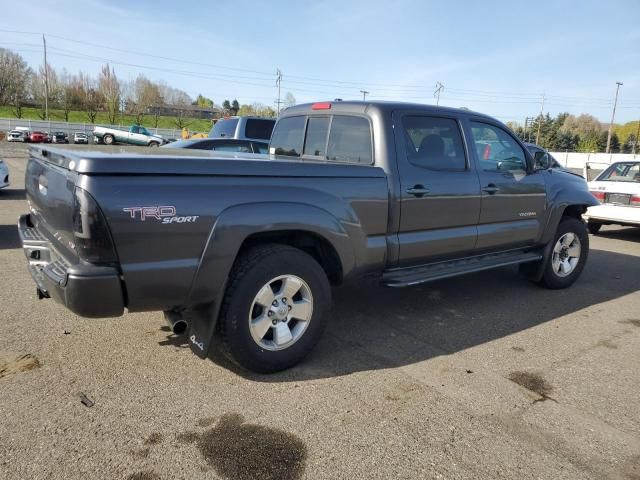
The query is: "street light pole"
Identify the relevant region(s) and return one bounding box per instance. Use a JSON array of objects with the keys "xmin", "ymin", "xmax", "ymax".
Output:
[{"xmin": 606, "ymin": 81, "xmax": 623, "ymax": 154}]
